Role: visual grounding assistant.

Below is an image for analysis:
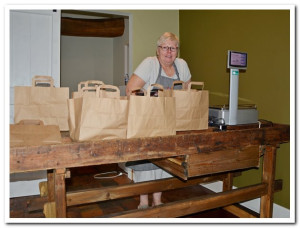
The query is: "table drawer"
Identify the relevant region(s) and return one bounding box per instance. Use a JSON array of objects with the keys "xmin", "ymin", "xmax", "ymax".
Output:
[{"xmin": 152, "ymin": 145, "xmax": 261, "ymax": 180}]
